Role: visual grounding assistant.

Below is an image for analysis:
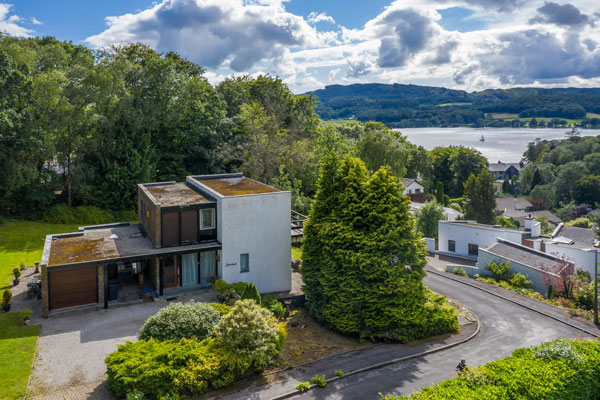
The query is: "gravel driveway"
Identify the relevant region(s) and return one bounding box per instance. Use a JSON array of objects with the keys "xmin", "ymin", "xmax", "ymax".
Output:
[{"xmin": 29, "ymin": 291, "xmax": 218, "ymax": 397}]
